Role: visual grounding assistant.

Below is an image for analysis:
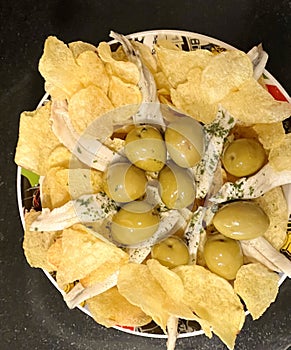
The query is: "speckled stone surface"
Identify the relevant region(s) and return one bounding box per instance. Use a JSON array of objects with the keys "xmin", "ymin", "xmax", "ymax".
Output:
[{"xmin": 0, "ymin": 1, "xmax": 291, "ymax": 349}]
